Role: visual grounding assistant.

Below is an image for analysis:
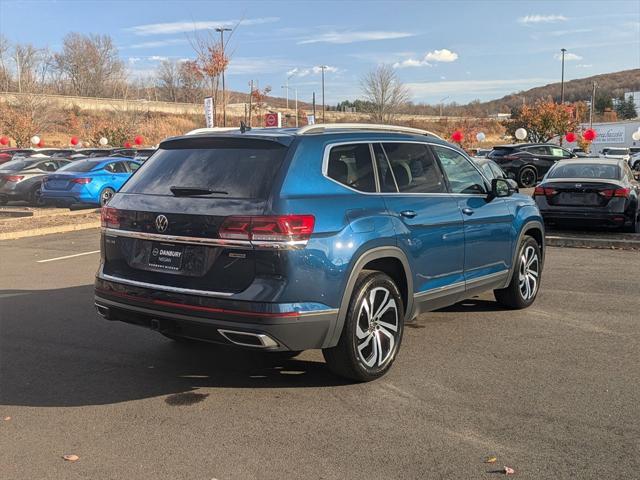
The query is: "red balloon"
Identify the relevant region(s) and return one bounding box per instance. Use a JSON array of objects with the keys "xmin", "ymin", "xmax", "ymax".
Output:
[
  {"xmin": 565, "ymin": 132, "xmax": 576, "ymax": 143},
  {"xmin": 134, "ymin": 135, "xmax": 144, "ymax": 146},
  {"xmin": 70, "ymin": 136, "xmax": 79, "ymax": 146},
  {"xmin": 451, "ymin": 130, "xmax": 464, "ymax": 143},
  {"xmin": 0, "ymin": 136, "xmax": 8, "ymax": 146},
  {"xmin": 583, "ymin": 129, "xmax": 597, "ymax": 141},
  {"xmin": 124, "ymin": 141, "xmax": 132, "ymax": 148},
  {"xmin": 37, "ymin": 140, "xmax": 44, "ymax": 148}
]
